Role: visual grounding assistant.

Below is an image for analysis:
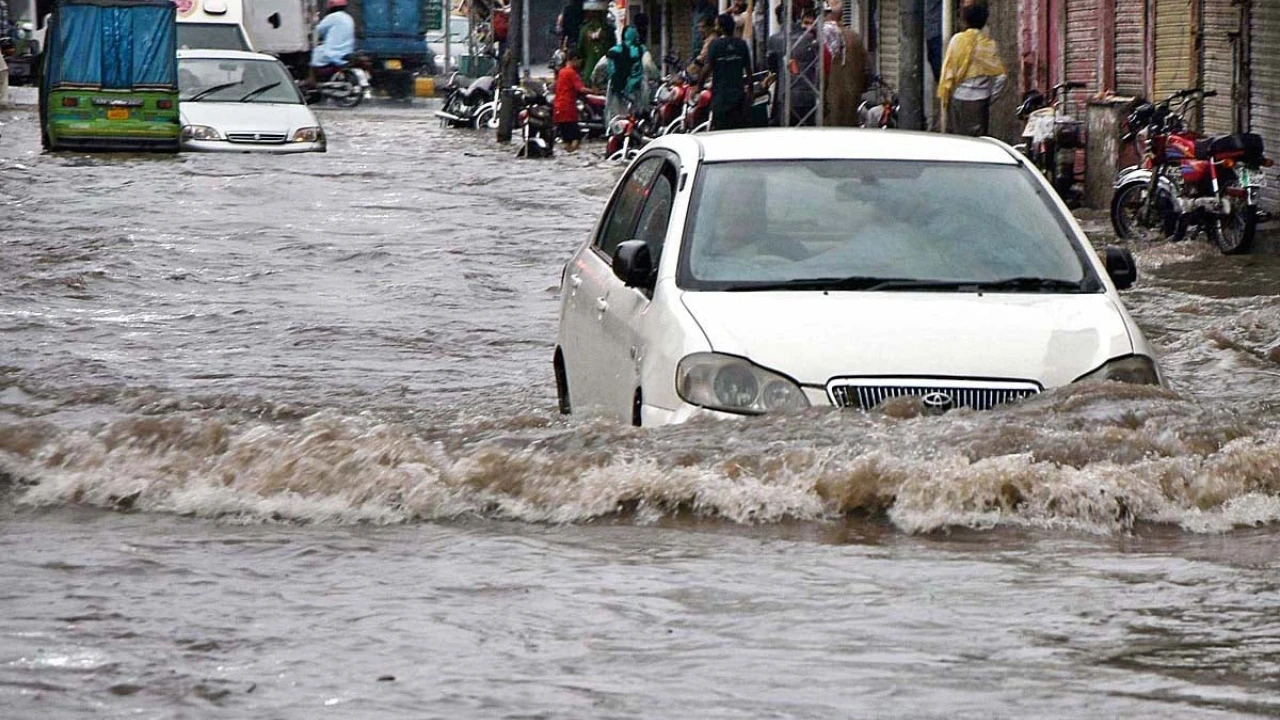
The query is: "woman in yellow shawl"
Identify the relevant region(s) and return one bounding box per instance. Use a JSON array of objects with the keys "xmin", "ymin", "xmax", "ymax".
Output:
[{"xmin": 937, "ymin": 3, "xmax": 1007, "ymax": 136}]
